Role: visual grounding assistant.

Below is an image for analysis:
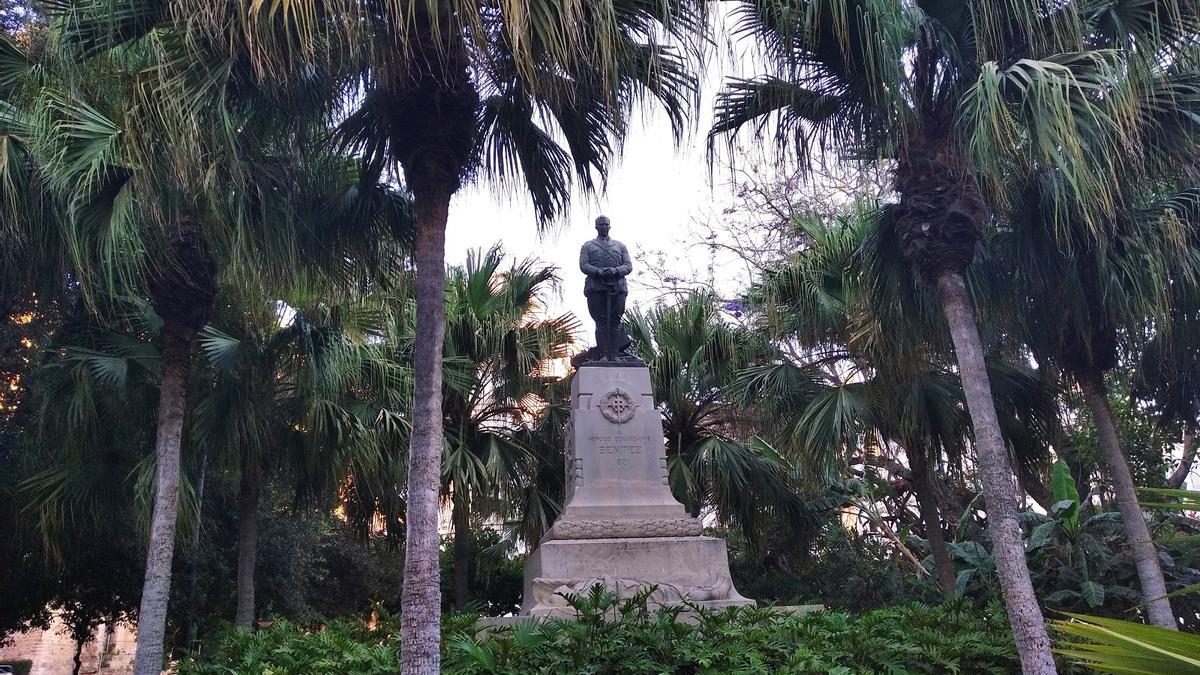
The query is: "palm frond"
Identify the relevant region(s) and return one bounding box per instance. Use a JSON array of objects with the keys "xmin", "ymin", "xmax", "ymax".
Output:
[{"xmin": 1053, "ymin": 612, "xmax": 1200, "ymax": 673}]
